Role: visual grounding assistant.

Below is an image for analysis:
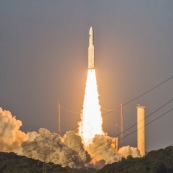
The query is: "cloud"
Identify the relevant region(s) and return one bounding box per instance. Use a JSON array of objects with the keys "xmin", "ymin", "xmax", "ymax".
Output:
[
  {"xmin": 87, "ymin": 134, "xmax": 121, "ymax": 165},
  {"xmin": 21, "ymin": 129, "xmax": 91, "ymax": 168},
  {"xmin": 118, "ymin": 146, "xmax": 140, "ymax": 158},
  {"xmin": 0, "ymin": 107, "xmax": 28, "ymax": 151}
]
